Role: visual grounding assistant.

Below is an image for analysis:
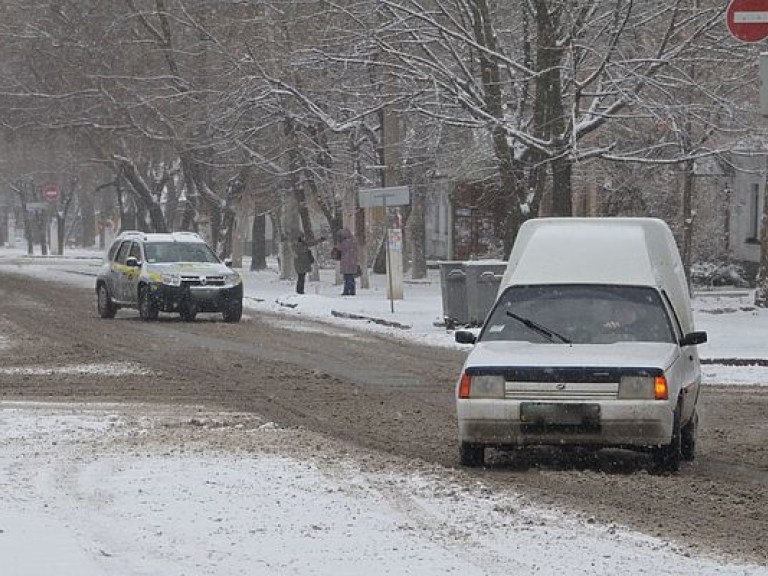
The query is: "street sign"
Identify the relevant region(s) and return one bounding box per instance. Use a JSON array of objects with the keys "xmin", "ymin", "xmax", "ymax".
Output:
[
  {"xmin": 26, "ymin": 202, "xmax": 48, "ymax": 212},
  {"xmin": 358, "ymin": 186, "xmax": 410, "ymax": 209},
  {"xmin": 727, "ymin": 0, "xmax": 768, "ymax": 43},
  {"xmin": 42, "ymin": 185, "xmax": 60, "ymax": 202}
]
